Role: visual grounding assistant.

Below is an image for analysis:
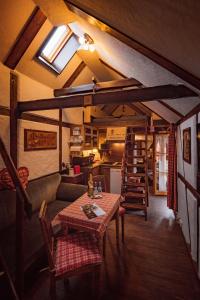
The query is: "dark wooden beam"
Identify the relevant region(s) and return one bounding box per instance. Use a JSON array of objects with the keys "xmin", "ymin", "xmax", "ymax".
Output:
[
  {"xmin": 65, "ymin": 1, "xmax": 200, "ymax": 90},
  {"xmin": 20, "ymin": 112, "xmax": 70, "ymax": 127},
  {"xmin": 59, "ymin": 109, "xmax": 62, "ymax": 173},
  {"xmin": 0, "ymin": 105, "xmax": 10, "ymax": 116},
  {"xmin": 158, "ymin": 100, "xmax": 184, "ymax": 118},
  {"xmin": 63, "ymin": 61, "xmax": 86, "ymax": 88},
  {"xmin": 103, "ymin": 104, "xmax": 119, "ymax": 115},
  {"xmin": 19, "ymin": 84, "xmax": 198, "ymax": 112},
  {"xmin": 91, "ymin": 115, "xmax": 147, "ymax": 127},
  {"xmin": 153, "ymin": 119, "xmax": 169, "ymax": 126},
  {"xmin": 4, "ymin": 7, "xmax": 47, "ymax": 69},
  {"xmin": 55, "ymin": 78, "xmax": 142, "ymax": 97},
  {"xmin": 134, "ymin": 102, "xmax": 152, "ymax": 117},
  {"xmin": 127, "ymin": 103, "xmax": 145, "ymax": 115},
  {"xmin": 10, "ymin": 73, "xmax": 18, "ymax": 167}
]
